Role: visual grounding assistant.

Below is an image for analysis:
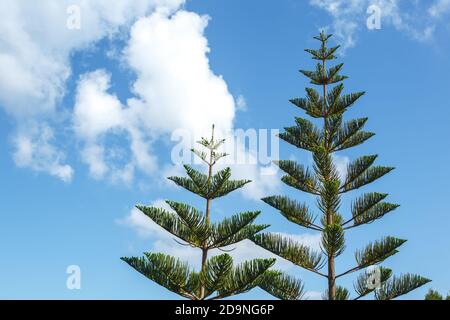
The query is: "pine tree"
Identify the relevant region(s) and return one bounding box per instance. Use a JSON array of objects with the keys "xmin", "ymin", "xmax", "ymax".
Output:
[
  {"xmin": 121, "ymin": 126, "xmax": 302, "ymax": 300},
  {"xmin": 251, "ymin": 32, "xmax": 430, "ymax": 300},
  {"xmin": 425, "ymin": 289, "xmax": 449, "ymax": 300}
]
